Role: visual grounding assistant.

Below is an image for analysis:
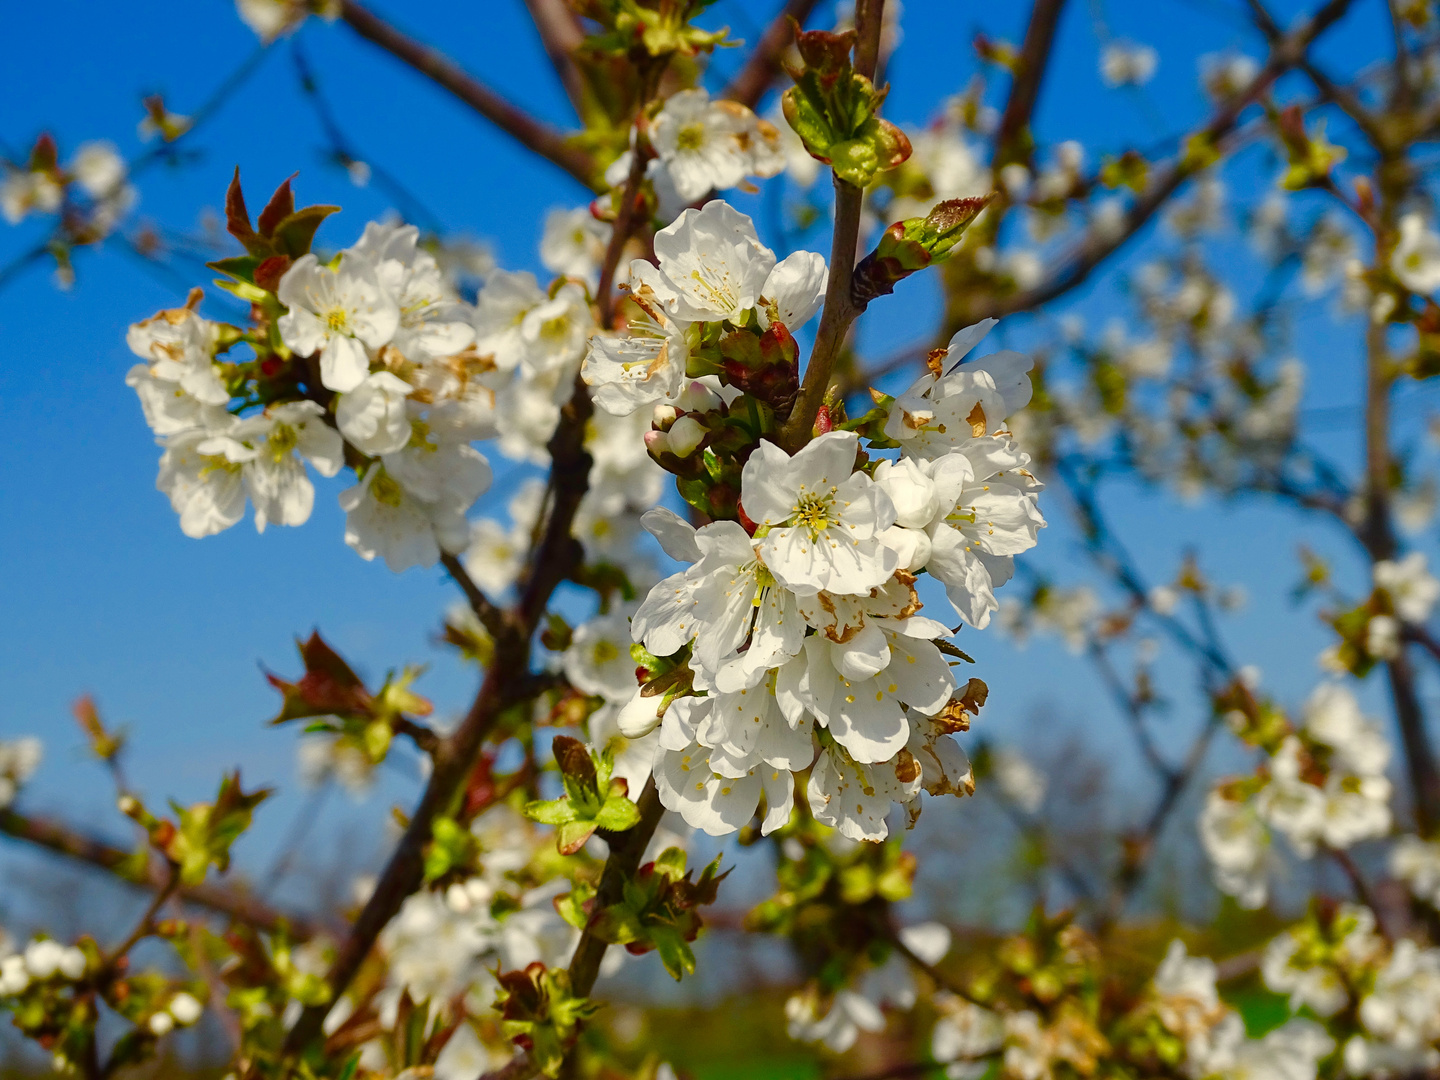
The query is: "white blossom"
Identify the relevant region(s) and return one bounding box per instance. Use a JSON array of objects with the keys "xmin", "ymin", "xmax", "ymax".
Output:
[
  {"xmin": 472, "ymin": 270, "xmax": 546, "ymax": 373},
  {"xmin": 742, "ymin": 432, "xmax": 898, "ymax": 596},
  {"xmin": 0, "ymin": 737, "xmax": 42, "ymax": 808},
  {"xmin": 1101, "ymin": 41, "xmax": 1159, "ymax": 87},
  {"xmin": 540, "ymin": 206, "xmax": 611, "ymax": 285},
  {"xmin": 336, "ymin": 371, "xmax": 414, "ymax": 456},
  {"xmin": 198, "ymin": 400, "xmax": 343, "ymax": 532},
  {"xmin": 1374, "ymin": 551, "xmax": 1440, "ymax": 624},
  {"xmin": 278, "ymin": 252, "xmax": 400, "ymax": 392},
  {"xmin": 1391, "ymin": 213, "xmax": 1440, "ymax": 295},
  {"xmin": 651, "ymin": 89, "xmax": 783, "ymax": 203}
]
